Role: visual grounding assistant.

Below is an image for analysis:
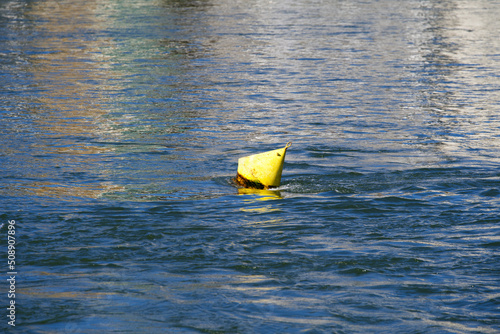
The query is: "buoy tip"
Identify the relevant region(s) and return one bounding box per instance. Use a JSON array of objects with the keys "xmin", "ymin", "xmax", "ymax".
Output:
[{"xmin": 285, "ymin": 142, "xmax": 292, "ymax": 149}]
